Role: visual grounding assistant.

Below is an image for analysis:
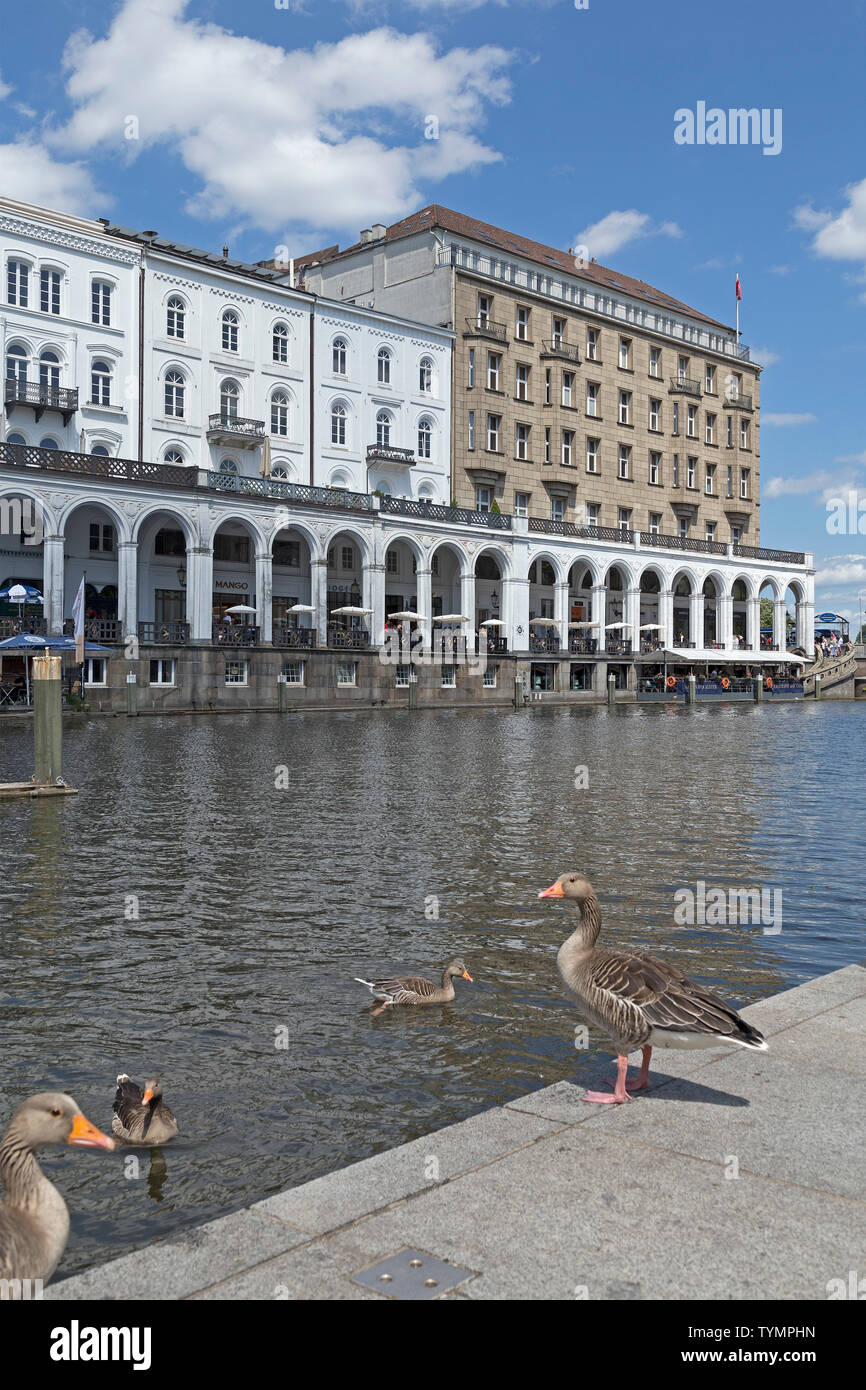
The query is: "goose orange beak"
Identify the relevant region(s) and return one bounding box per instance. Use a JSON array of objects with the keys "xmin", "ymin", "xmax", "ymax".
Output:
[
  {"xmin": 142, "ymin": 1088, "xmax": 154, "ymax": 1105},
  {"xmin": 68, "ymin": 1113, "xmax": 115, "ymax": 1151},
  {"xmin": 462, "ymin": 970, "xmax": 473, "ymax": 982},
  {"xmin": 538, "ymin": 880, "xmax": 564, "ymax": 898}
]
